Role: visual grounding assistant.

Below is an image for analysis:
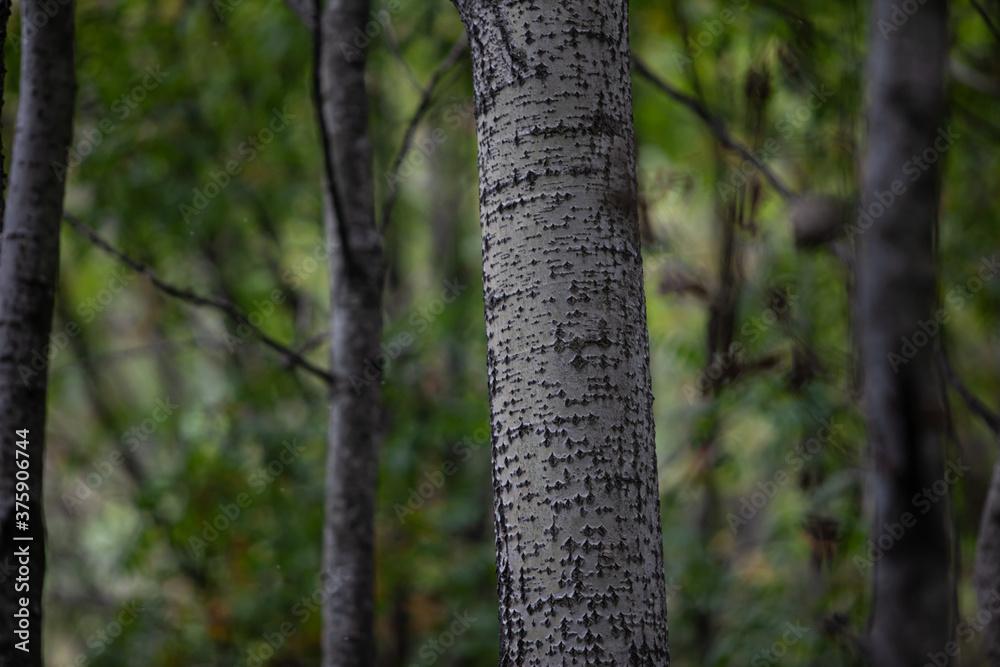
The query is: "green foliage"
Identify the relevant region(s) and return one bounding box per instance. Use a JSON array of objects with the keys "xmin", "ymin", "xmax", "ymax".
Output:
[{"xmin": 25, "ymin": 0, "xmax": 1000, "ymax": 664}]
